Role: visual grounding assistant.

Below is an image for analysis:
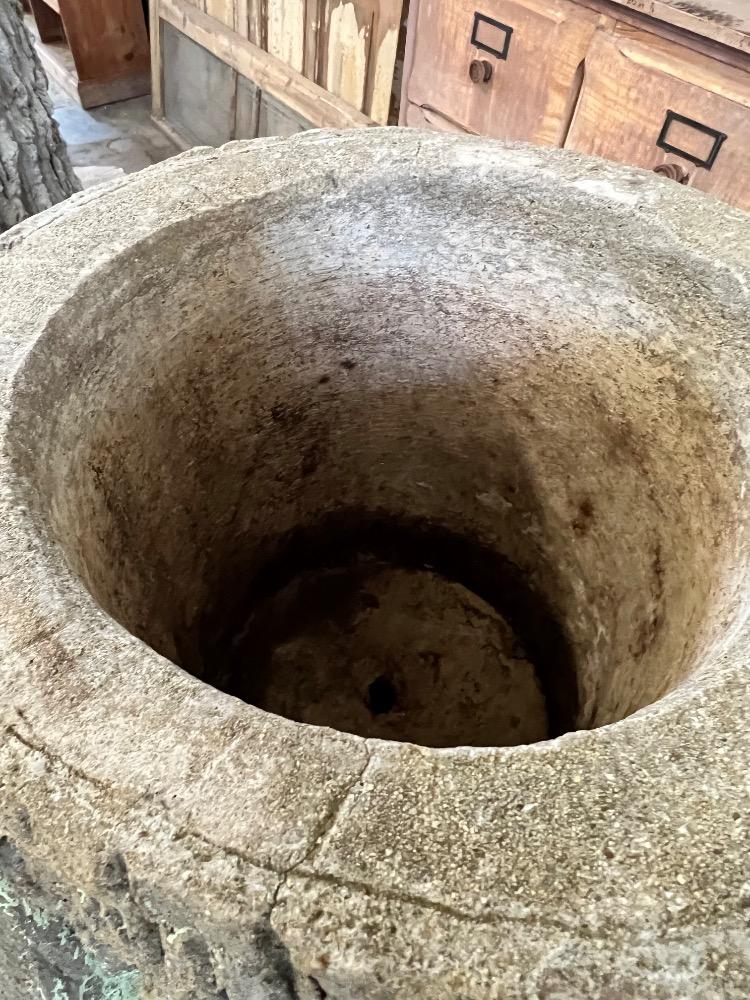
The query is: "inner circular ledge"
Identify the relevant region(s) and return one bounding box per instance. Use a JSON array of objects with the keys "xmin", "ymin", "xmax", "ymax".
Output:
[{"xmin": 12, "ymin": 150, "xmax": 742, "ymax": 749}]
